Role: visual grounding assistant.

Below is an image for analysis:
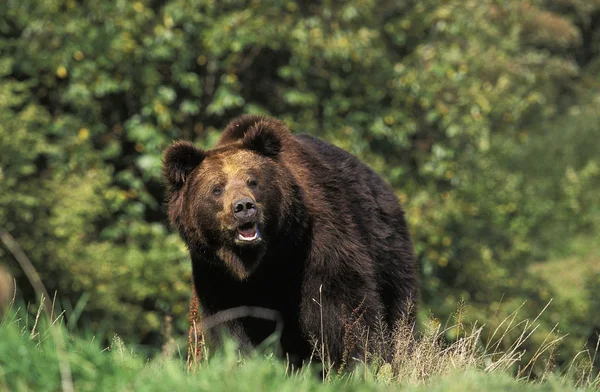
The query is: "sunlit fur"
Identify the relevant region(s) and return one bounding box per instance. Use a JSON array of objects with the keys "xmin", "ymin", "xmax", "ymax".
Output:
[{"xmin": 163, "ymin": 115, "xmax": 419, "ymax": 368}]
